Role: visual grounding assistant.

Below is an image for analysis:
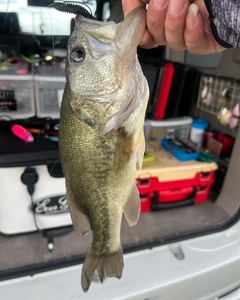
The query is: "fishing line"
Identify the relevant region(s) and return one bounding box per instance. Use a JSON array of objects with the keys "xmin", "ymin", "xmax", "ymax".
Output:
[
  {"xmin": 33, "ymin": 156, "xmax": 61, "ymax": 199},
  {"xmin": 4, "ymin": 6, "xmax": 61, "ymax": 242},
  {"xmin": 49, "ymin": 6, "xmax": 57, "ymax": 79},
  {"xmin": 5, "ymin": 0, "xmax": 98, "ymax": 248},
  {"xmin": 6, "ymin": 156, "xmax": 62, "ymax": 249},
  {"xmin": 46, "ymin": 5, "xmax": 63, "ymax": 183},
  {"xmin": 6, "ymin": 5, "xmax": 64, "ymax": 241}
]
